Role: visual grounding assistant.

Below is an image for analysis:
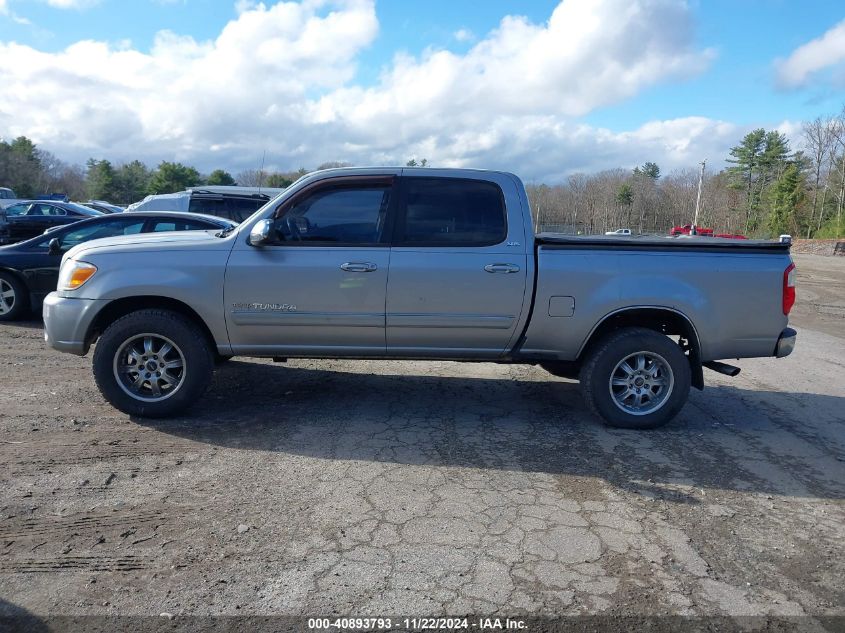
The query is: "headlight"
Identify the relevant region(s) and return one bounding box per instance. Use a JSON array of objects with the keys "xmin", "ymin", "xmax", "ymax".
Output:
[{"xmin": 58, "ymin": 260, "xmax": 98, "ymax": 291}]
